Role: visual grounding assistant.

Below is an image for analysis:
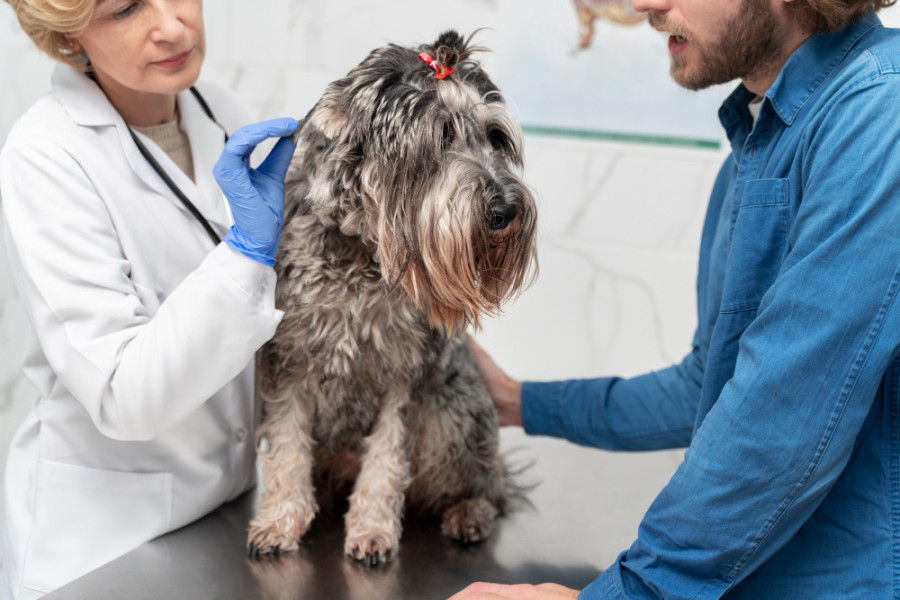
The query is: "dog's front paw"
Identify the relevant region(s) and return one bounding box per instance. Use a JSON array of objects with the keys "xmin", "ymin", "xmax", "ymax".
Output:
[
  {"xmin": 344, "ymin": 525, "xmax": 399, "ymax": 567},
  {"xmin": 247, "ymin": 506, "xmax": 315, "ymax": 559},
  {"xmin": 441, "ymin": 498, "xmax": 499, "ymax": 544}
]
